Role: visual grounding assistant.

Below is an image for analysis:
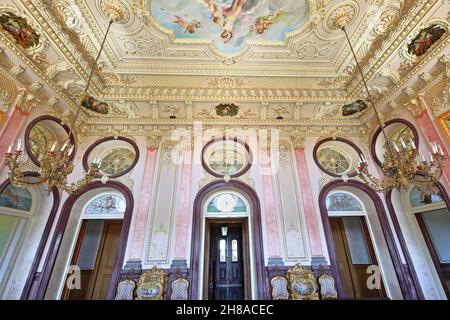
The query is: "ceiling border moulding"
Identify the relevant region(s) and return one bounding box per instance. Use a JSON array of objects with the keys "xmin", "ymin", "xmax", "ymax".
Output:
[
  {"xmin": 0, "ymin": 33, "xmax": 77, "ymax": 110},
  {"xmin": 346, "ymin": 0, "xmax": 441, "ymax": 98},
  {"xmin": 359, "ymin": 37, "xmax": 450, "ymax": 122},
  {"xmin": 23, "ymin": 0, "xmax": 104, "ymax": 95}
]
